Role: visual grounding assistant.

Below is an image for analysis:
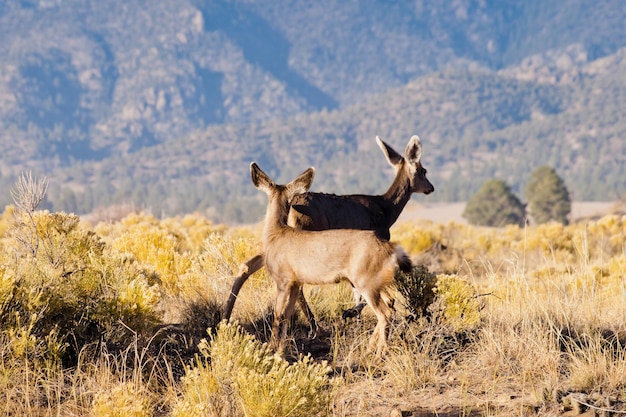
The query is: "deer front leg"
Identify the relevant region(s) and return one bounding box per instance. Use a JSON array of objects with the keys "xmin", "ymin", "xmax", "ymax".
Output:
[{"xmin": 271, "ymin": 282, "xmax": 300, "ymax": 355}]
